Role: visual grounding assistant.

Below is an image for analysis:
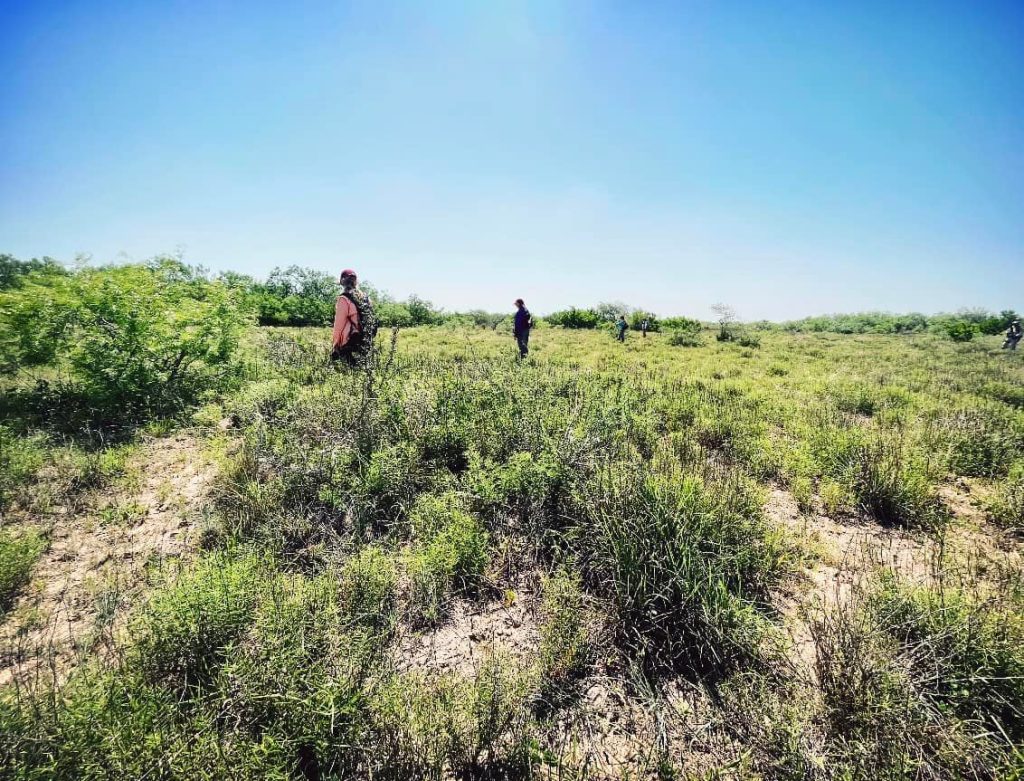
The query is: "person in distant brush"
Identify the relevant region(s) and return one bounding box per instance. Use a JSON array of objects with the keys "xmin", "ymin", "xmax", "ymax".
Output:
[
  {"xmin": 640, "ymin": 318, "xmax": 649, "ymax": 338},
  {"xmin": 615, "ymin": 314, "xmax": 628, "ymax": 342},
  {"xmin": 1004, "ymin": 318, "xmax": 1022, "ymax": 351},
  {"xmin": 331, "ymin": 268, "xmax": 377, "ymax": 366},
  {"xmin": 513, "ymin": 298, "xmax": 532, "ymax": 359}
]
